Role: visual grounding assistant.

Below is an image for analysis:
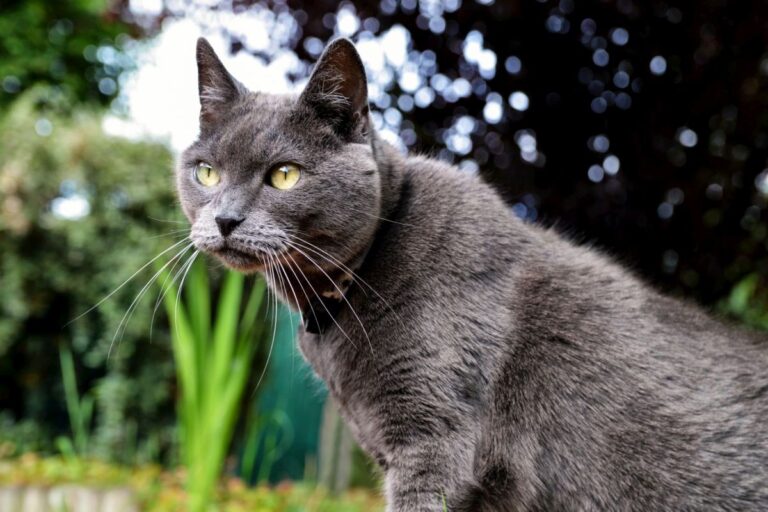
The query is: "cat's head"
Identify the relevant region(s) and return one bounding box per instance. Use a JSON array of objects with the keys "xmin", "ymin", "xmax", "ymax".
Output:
[{"xmin": 177, "ymin": 38, "xmax": 382, "ymax": 275}]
